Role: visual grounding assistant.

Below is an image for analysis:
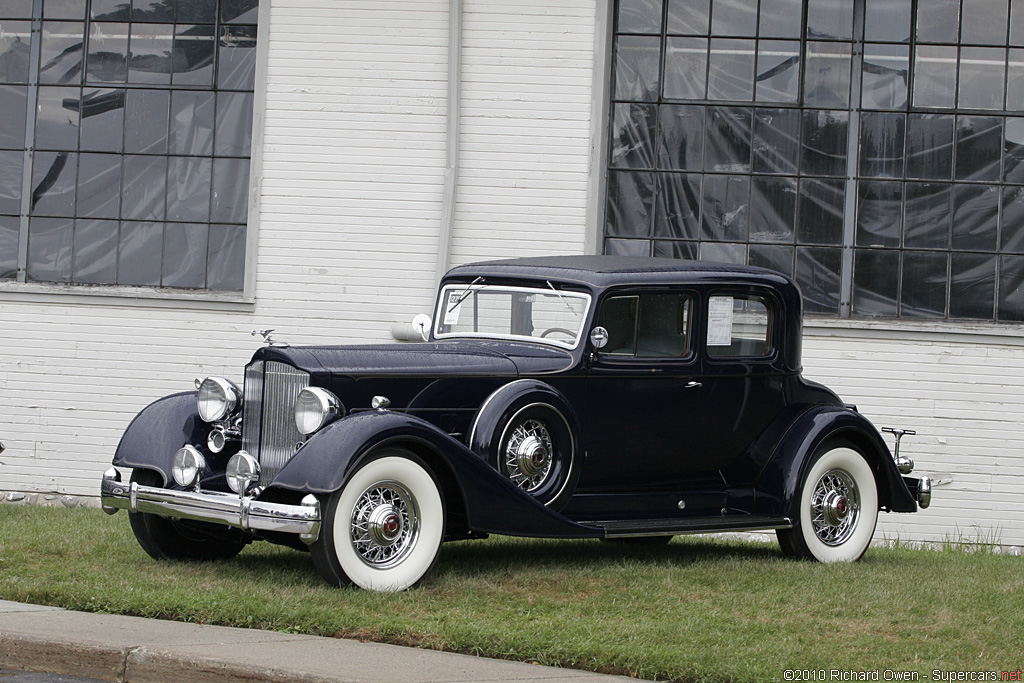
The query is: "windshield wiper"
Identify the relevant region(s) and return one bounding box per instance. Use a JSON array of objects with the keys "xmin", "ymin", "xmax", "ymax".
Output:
[
  {"xmin": 546, "ymin": 280, "xmax": 578, "ymax": 316},
  {"xmin": 447, "ymin": 276, "xmax": 485, "ymax": 313}
]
